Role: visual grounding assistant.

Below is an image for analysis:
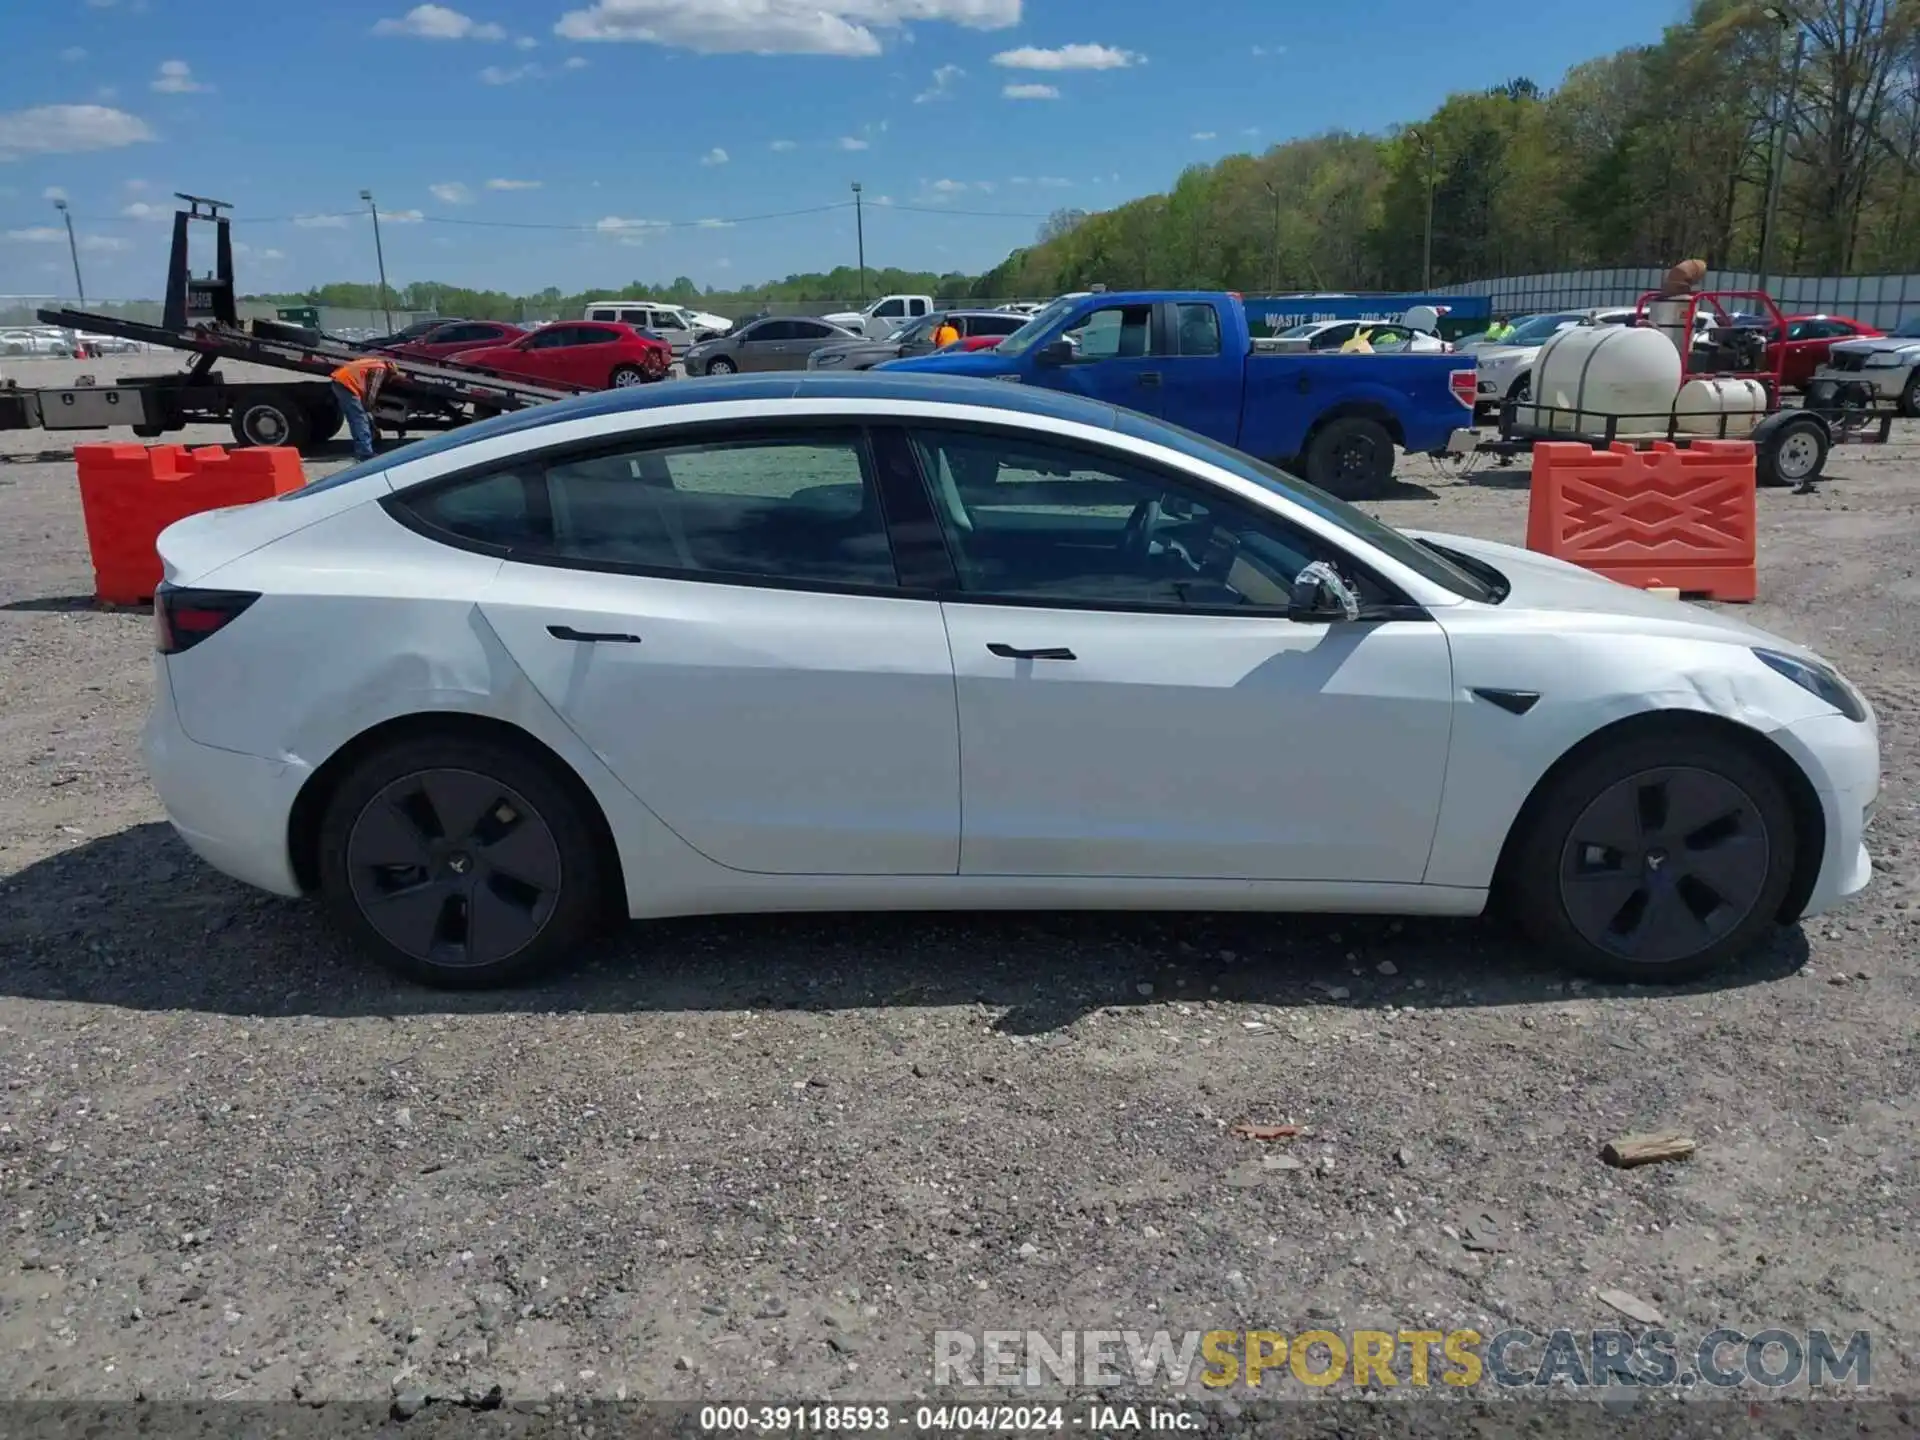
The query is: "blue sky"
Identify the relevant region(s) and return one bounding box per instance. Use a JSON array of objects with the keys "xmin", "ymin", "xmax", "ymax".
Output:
[{"xmin": 2, "ymin": 0, "xmax": 1687, "ymax": 300}]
